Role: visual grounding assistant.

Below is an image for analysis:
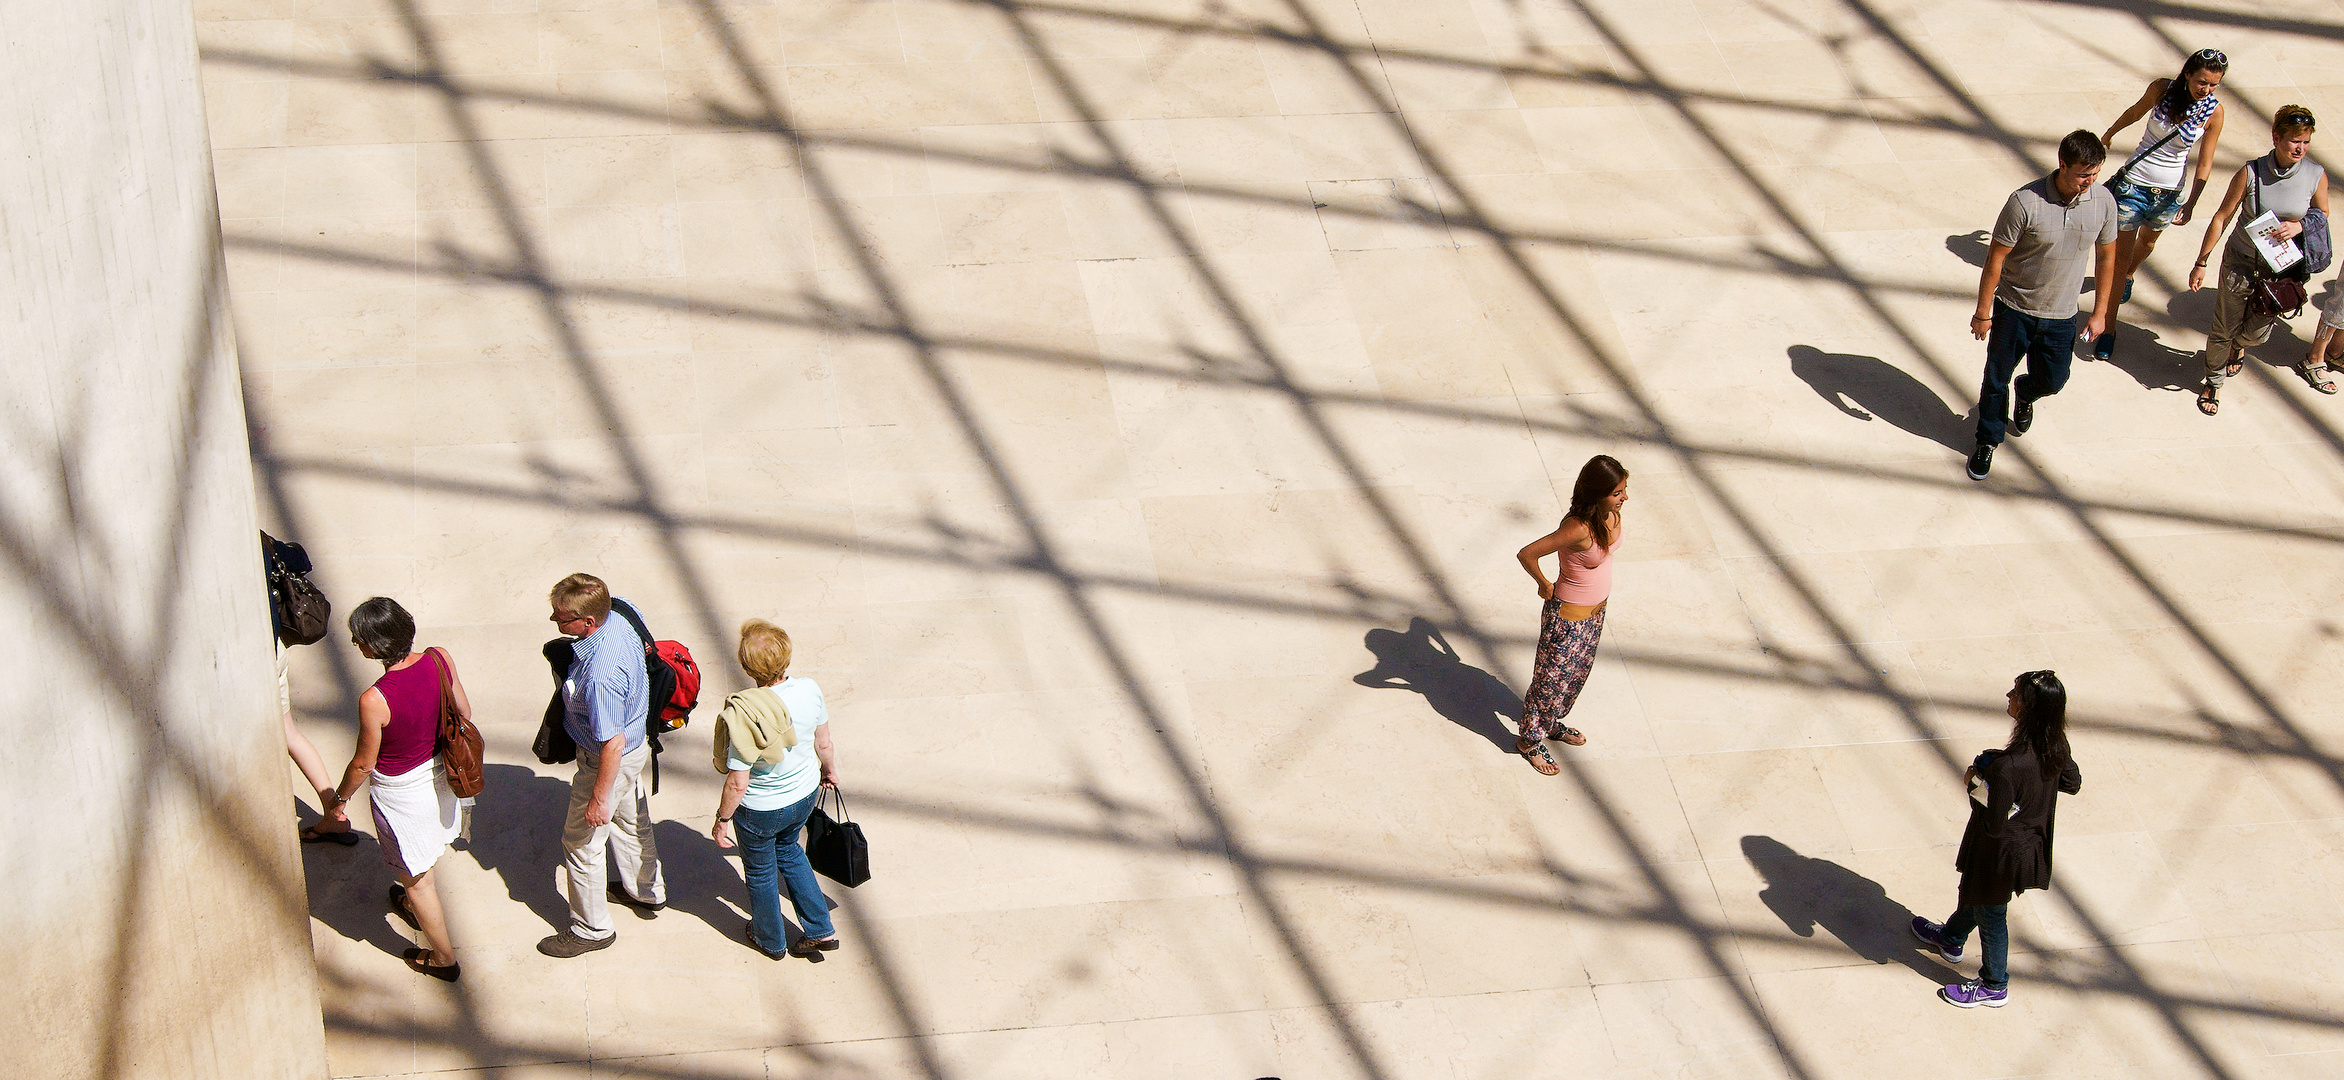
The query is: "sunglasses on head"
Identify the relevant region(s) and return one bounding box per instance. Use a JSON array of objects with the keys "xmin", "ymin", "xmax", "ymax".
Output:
[{"xmin": 2193, "ymin": 48, "xmax": 2227, "ymax": 64}]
